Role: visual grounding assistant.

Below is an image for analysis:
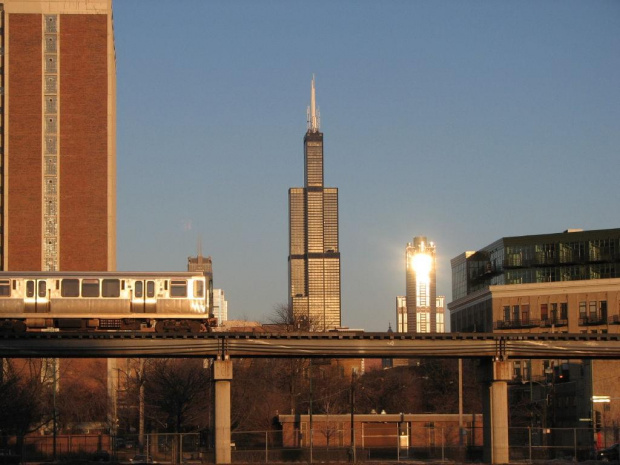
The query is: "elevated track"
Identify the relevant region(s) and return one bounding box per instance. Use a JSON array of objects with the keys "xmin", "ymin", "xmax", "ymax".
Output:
[{"xmin": 2, "ymin": 331, "xmax": 620, "ymax": 359}]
